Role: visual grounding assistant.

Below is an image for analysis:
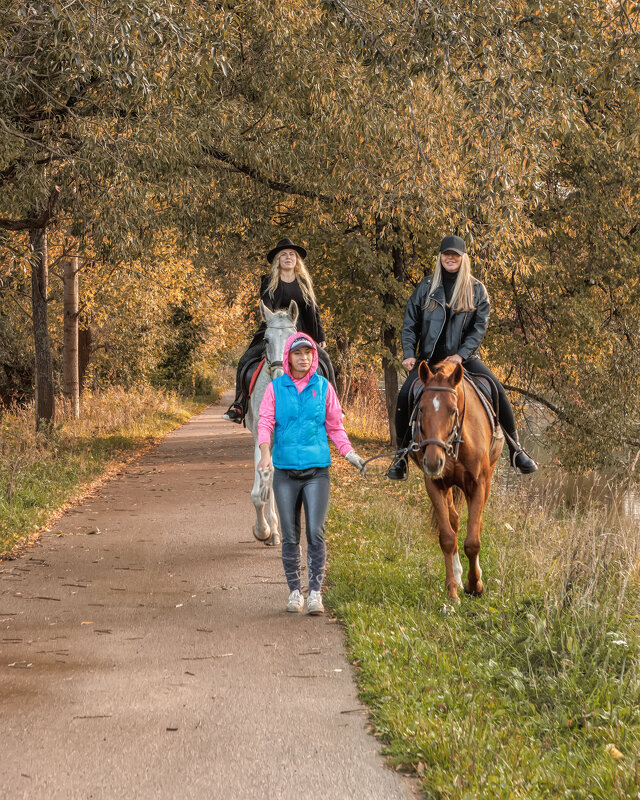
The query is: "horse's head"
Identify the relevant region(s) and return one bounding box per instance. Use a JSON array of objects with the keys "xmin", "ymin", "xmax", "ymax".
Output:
[
  {"xmin": 260, "ymin": 300, "xmax": 299, "ymax": 378},
  {"xmin": 417, "ymin": 360, "xmax": 464, "ymax": 478}
]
